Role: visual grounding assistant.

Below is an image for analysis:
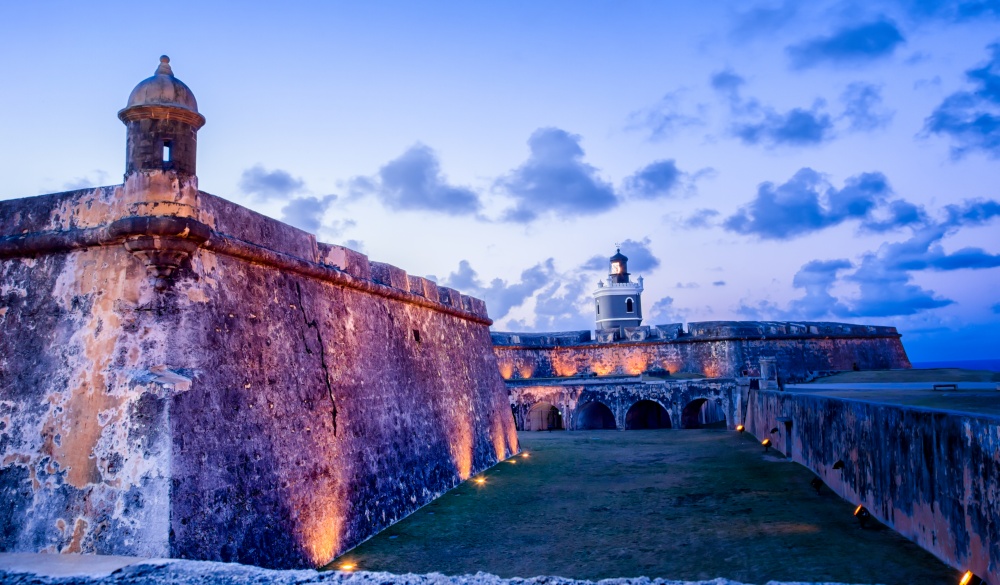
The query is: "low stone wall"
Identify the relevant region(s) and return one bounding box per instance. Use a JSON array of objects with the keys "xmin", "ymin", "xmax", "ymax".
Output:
[
  {"xmin": 493, "ymin": 324, "xmax": 910, "ymax": 383},
  {"xmin": 508, "ymin": 378, "xmax": 740, "ymax": 431},
  {"xmin": 0, "ymin": 554, "xmax": 867, "ymax": 585},
  {"xmin": 0, "ymin": 185, "xmax": 517, "ymax": 569},
  {"xmin": 744, "ymin": 390, "xmax": 999, "ymax": 583}
]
